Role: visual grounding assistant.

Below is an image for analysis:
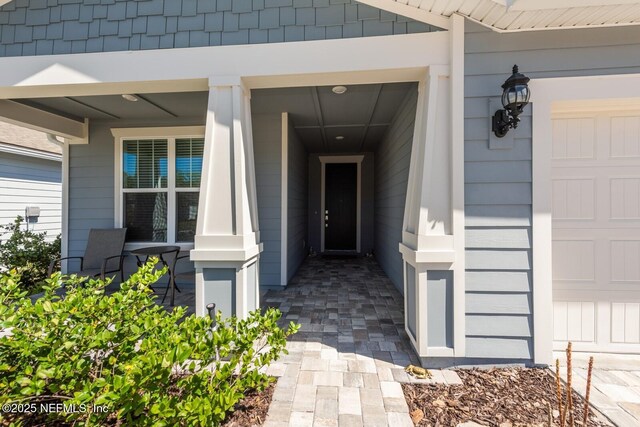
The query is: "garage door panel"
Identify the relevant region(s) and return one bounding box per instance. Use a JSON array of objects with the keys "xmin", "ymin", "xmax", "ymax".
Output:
[
  {"xmin": 611, "ymin": 240, "xmax": 640, "ymax": 282},
  {"xmin": 552, "ymin": 178, "xmax": 595, "ymax": 220},
  {"xmin": 553, "ymin": 111, "xmax": 640, "ymax": 353},
  {"xmin": 610, "ymin": 116, "xmax": 640, "ymax": 158},
  {"xmin": 611, "ymin": 303, "xmax": 640, "ymax": 344},
  {"xmin": 610, "ymin": 177, "xmax": 640, "ymax": 219},
  {"xmin": 552, "ymin": 117, "xmax": 596, "ymax": 160},
  {"xmin": 553, "ymin": 301, "xmax": 595, "ymax": 343},
  {"xmin": 553, "ymin": 240, "xmax": 595, "ymax": 281}
]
